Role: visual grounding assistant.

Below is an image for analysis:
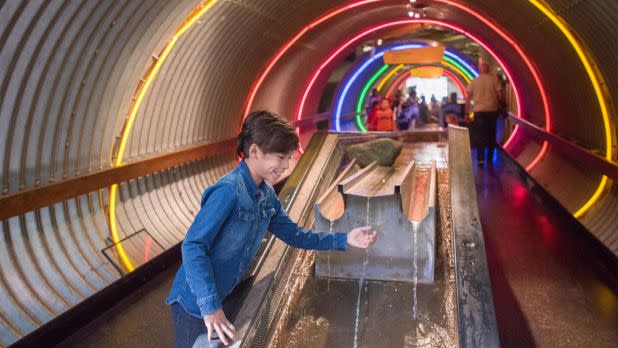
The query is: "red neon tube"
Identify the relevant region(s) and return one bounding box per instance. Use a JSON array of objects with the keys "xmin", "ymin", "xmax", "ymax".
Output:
[{"xmin": 296, "ymin": 19, "xmax": 522, "ymax": 126}]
